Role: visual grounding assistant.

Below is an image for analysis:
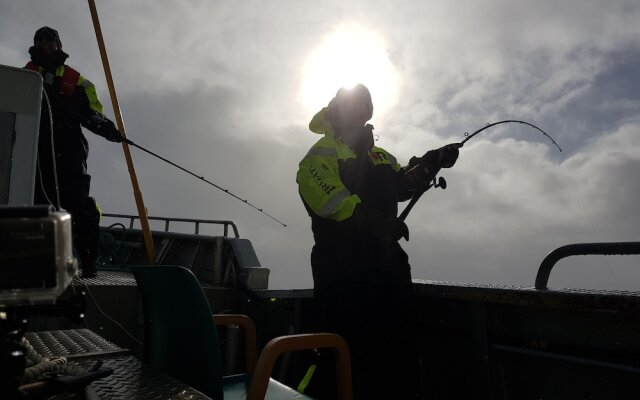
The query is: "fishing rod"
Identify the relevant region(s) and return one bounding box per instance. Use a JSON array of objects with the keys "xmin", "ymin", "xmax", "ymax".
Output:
[
  {"xmin": 122, "ymin": 138, "xmax": 287, "ymax": 227},
  {"xmin": 399, "ymin": 120, "xmax": 562, "ymax": 221},
  {"xmin": 461, "ymin": 120, "xmax": 562, "ymax": 150}
]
